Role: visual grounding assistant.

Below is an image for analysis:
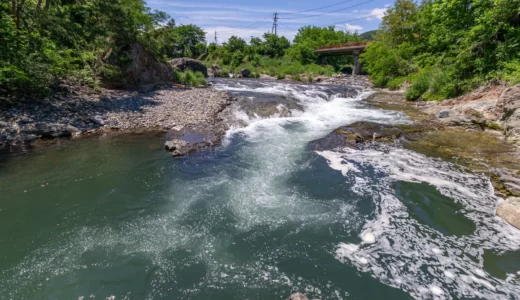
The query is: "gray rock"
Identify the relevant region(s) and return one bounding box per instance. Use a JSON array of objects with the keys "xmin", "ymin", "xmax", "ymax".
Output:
[
  {"xmin": 92, "ymin": 115, "xmax": 105, "ymax": 126},
  {"xmin": 497, "ymin": 84, "xmax": 520, "ymax": 144},
  {"xmin": 164, "ymin": 139, "xmax": 188, "ymax": 152},
  {"xmin": 169, "ymin": 58, "xmax": 208, "ymax": 77},
  {"xmin": 240, "ymin": 69, "xmax": 251, "ymax": 78},
  {"xmin": 497, "ymin": 197, "xmax": 520, "ymax": 229},
  {"xmin": 438, "ymin": 110, "xmax": 450, "ymax": 118},
  {"xmin": 208, "ymin": 65, "xmax": 222, "ymax": 77}
]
